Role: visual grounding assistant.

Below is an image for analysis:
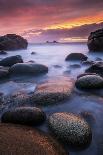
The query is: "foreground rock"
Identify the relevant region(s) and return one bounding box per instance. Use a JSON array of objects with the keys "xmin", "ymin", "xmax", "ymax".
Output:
[
  {"xmin": 65, "ymin": 53, "xmax": 88, "ymax": 61},
  {"xmin": 88, "ymin": 28, "xmax": 103, "ymax": 52},
  {"xmin": 0, "ymin": 66, "xmax": 9, "ymax": 78},
  {"xmin": 85, "ymin": 62, "xmax": 103, "ymax": 77},
  {"xmin": 31, "ymin": 78, "xmax": 74, "ymax": 106},
  {"xmin": 76, "ymin": 75, "xmax": 103, "ymax": 89},
  {"xmin": 48, "ymin": 112, "xmax": 92, "ymax": 150},
  {"xmin": 0, "ymin": 55, "xmax": 23, "ymax": 67},
  {"xmin": 9, "ymin": 63, "xmax": 48, "ymax": 75},
  {"xmin": 0, "ymin": 124, "xmax": 67, "ymax": 155},
  {"xmin": 0, "ymin": 51, "xmax": 7, "ymax": 55},
  {"xmin": 1, "ymin": 107, "xmax": 46, "ymax": 126},
  {"xmin": 0, "ymin": 34, "xmax": 28, "ymax": 51},
  {"xmin": 77, "ymin": 73, "xmax": 97, "ymax": 79}
]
